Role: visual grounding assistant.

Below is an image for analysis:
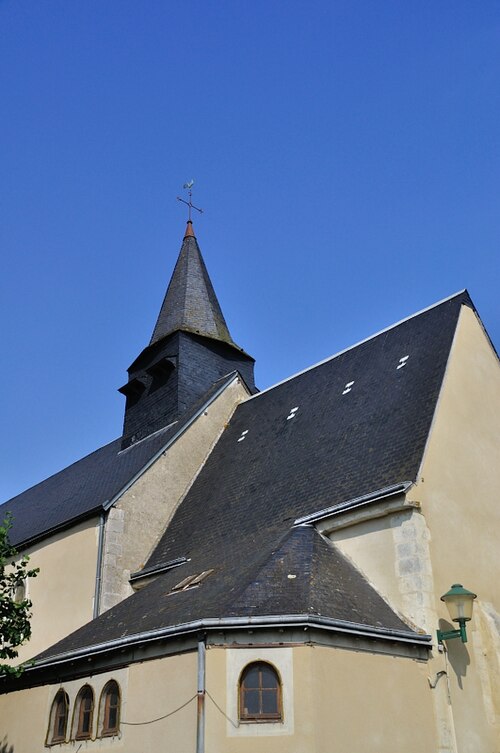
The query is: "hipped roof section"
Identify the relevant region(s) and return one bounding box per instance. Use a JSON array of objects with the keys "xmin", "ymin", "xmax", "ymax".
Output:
[{"xmin": 35, "ymin": 526, "xmax": 415, "ymax": 665}]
